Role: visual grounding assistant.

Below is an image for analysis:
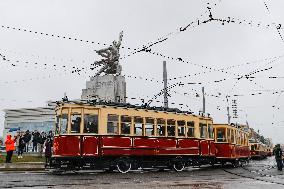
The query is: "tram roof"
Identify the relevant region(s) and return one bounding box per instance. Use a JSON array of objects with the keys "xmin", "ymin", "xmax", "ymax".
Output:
[
  {"xmin": 214, "ymin": 123, "xmax": 250, "ymax": 131},
  {"xmin": 55, "ymin": 100, "xmax": 212, "ymax": 119}
]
